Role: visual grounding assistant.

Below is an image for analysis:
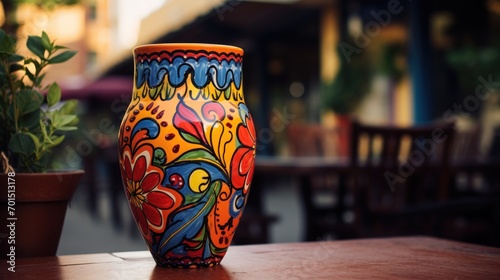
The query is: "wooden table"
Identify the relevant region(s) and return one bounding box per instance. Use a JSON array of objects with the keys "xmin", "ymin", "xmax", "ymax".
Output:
[
  {"xmin": 255, "ymin": 156, "xmax": 350, "ymax": 175},
  {"xmin": 2, "ymin": 236, "xmax": 499, "ymax": 279}
]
